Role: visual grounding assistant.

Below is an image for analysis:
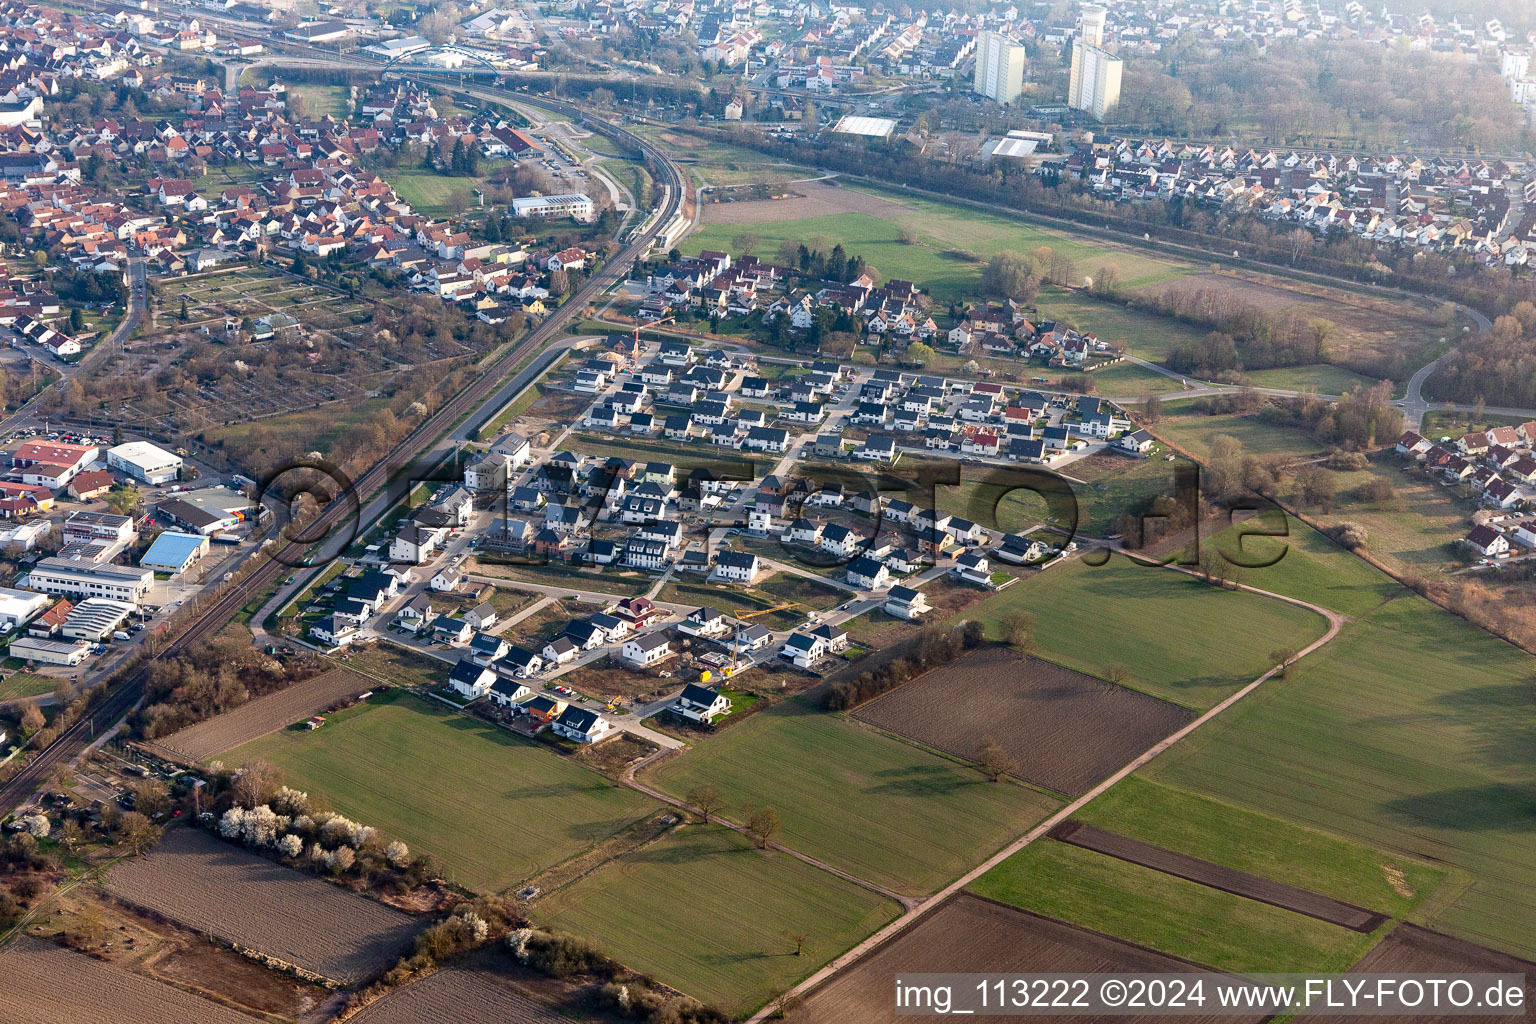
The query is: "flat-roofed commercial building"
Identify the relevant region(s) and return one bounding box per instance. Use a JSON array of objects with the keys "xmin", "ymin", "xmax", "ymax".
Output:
[
  {"xmin": 139, "ymin": 531, "xmax": 210, "ymax": 574},
  {"xmin": 107, "ymin": 441, "xmax": 183, "ymax": 485},
  {"xmin": 25, "ymin": 558, "xmax": 154, "ymax": 603},
  {"xmin": 0, "ymin": 586, "xmax": 49, "ymax": 630},
  {"xmin": 63, "ymin": 511, "xmax": 137, "ymax": 546},
  {"xmin": 8, "ymin": 636, "xmax": 90, "ymax": 666},
  {"xmin": 511, "ymin": 193, "xmax": 594, "ymax": 222}
]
